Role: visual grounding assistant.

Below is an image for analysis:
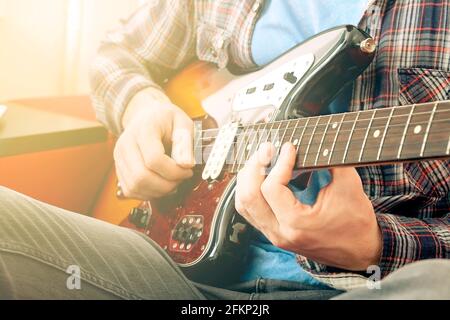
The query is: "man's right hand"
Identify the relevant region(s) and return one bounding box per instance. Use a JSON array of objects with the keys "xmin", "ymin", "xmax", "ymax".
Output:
[{"xmin": 114, "ymin": 88, "xmax": 195, "ymax": 200}]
